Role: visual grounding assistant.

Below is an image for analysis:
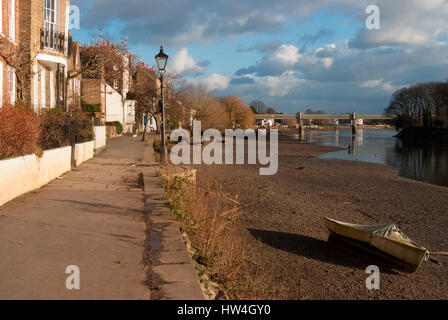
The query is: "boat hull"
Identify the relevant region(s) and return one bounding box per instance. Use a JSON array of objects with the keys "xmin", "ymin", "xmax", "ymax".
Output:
[{"xmin": 325, "ymin": 217, "xmax": 427, "ymax": 273}]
